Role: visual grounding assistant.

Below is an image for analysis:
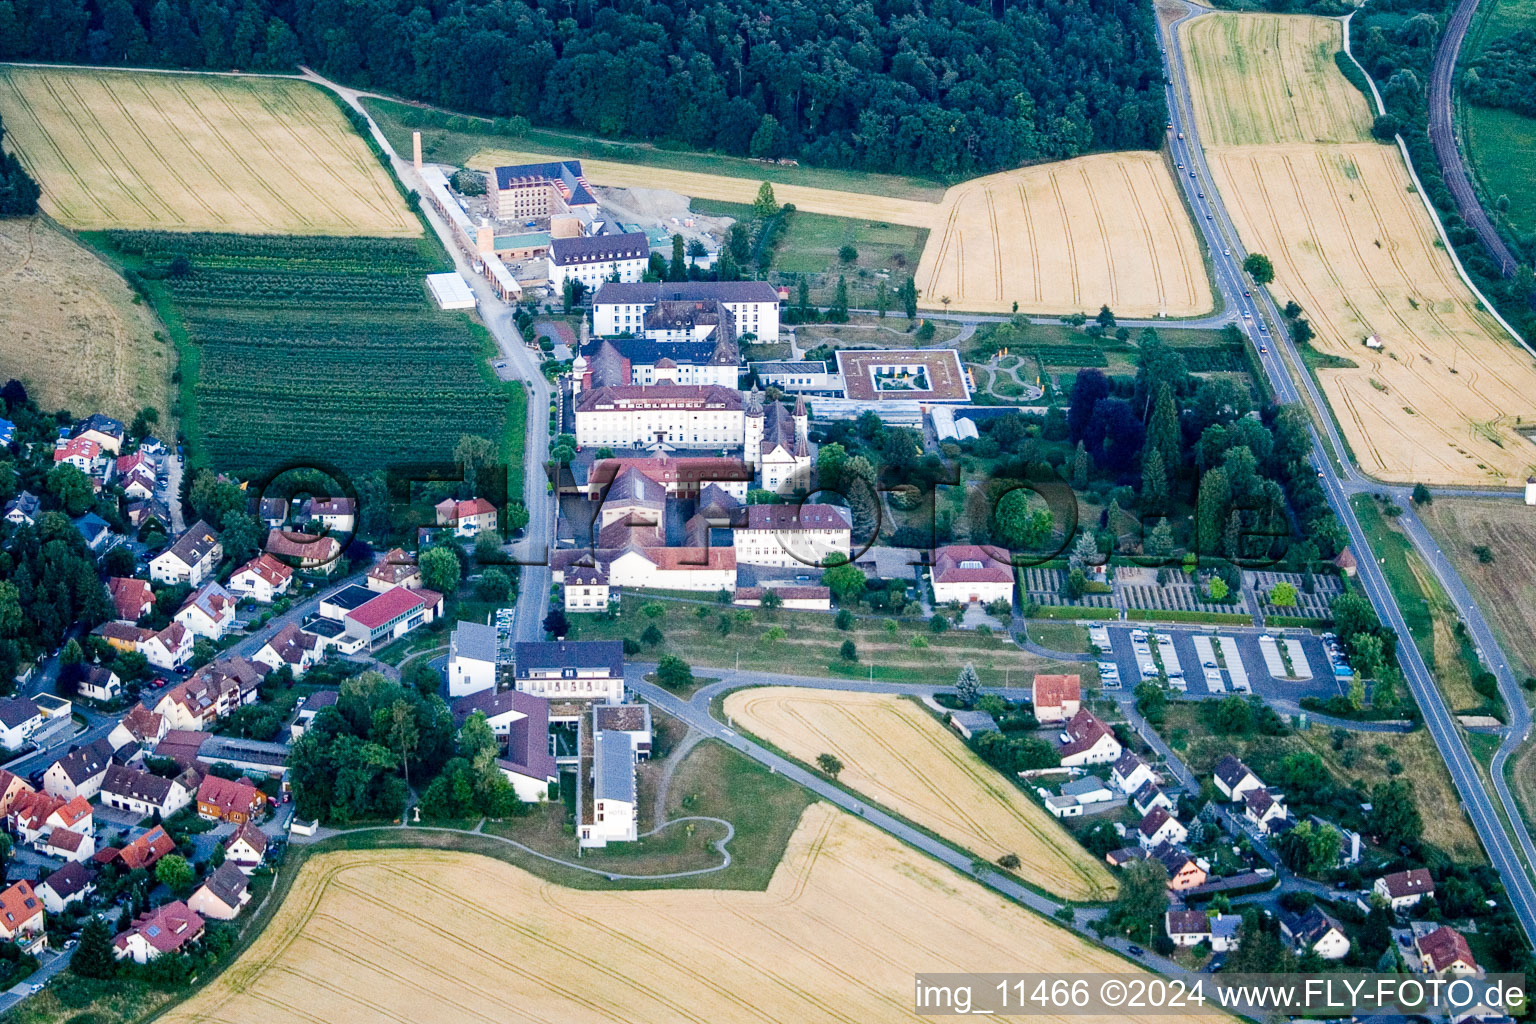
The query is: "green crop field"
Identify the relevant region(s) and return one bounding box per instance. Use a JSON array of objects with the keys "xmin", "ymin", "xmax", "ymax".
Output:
[
  {"xmin": 98, "ymin": 232, "xmax": 512, "ymax": 482},
  {"xmin": 1463, "ymin": 0, "xmax": 1536, "ymax": 235}
]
